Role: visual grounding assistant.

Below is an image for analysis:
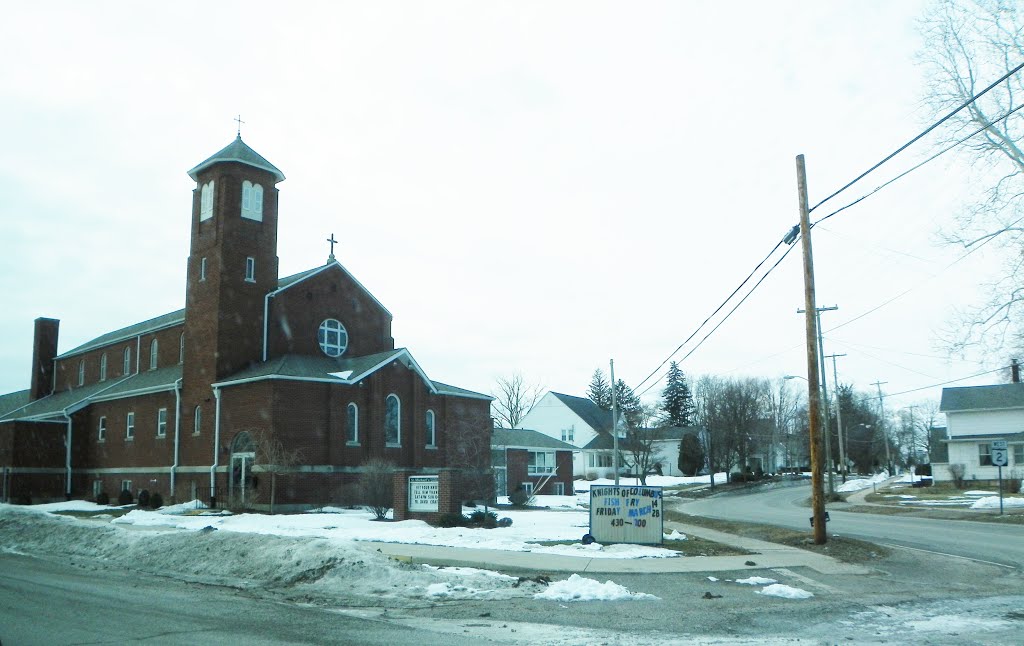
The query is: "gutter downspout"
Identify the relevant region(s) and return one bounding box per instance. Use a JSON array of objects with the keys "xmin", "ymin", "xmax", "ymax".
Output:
[
  {"xmin": 62, "ymin": 409, "xmax": 72, "ymax": 500},
  {"xmin": 262, "ymin": 293, "xmax": 273, "ymax": 361},
  {"xmin": 210, "ymin": 386, "xmax": 222, "ymax": 508},
  {"xmin": 171, "ymin": 378, "xmax": 182, "ymax": 501}
]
